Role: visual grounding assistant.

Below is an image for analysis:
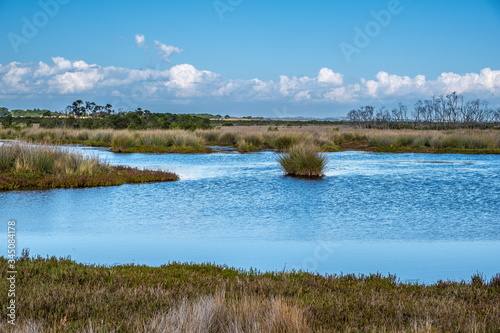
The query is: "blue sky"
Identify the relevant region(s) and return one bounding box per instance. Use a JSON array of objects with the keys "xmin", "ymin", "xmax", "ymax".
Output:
[{"xmin": 1, "ymin": 0, "xmax": 500, "ymax": 117}]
